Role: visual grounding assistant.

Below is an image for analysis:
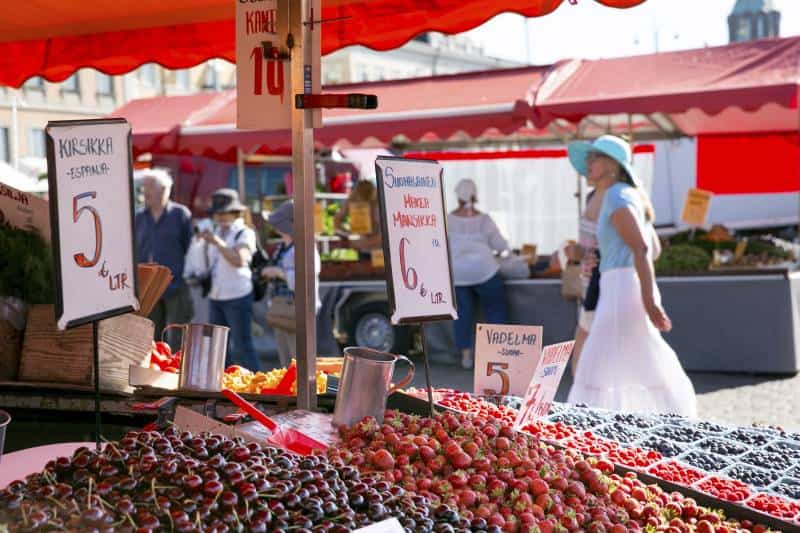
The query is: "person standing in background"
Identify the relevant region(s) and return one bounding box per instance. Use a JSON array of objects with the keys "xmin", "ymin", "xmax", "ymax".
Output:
[
  {"xmin": 203, "ymin": 189, "xmax": 260, "ymax": 371},
  {"xmin": 447, "ymin": 179, "xmax": 510, "ymax": 370},
  {"xmin": 134, "ymin": 168, "xmax": 194, "ymax": 347}
]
